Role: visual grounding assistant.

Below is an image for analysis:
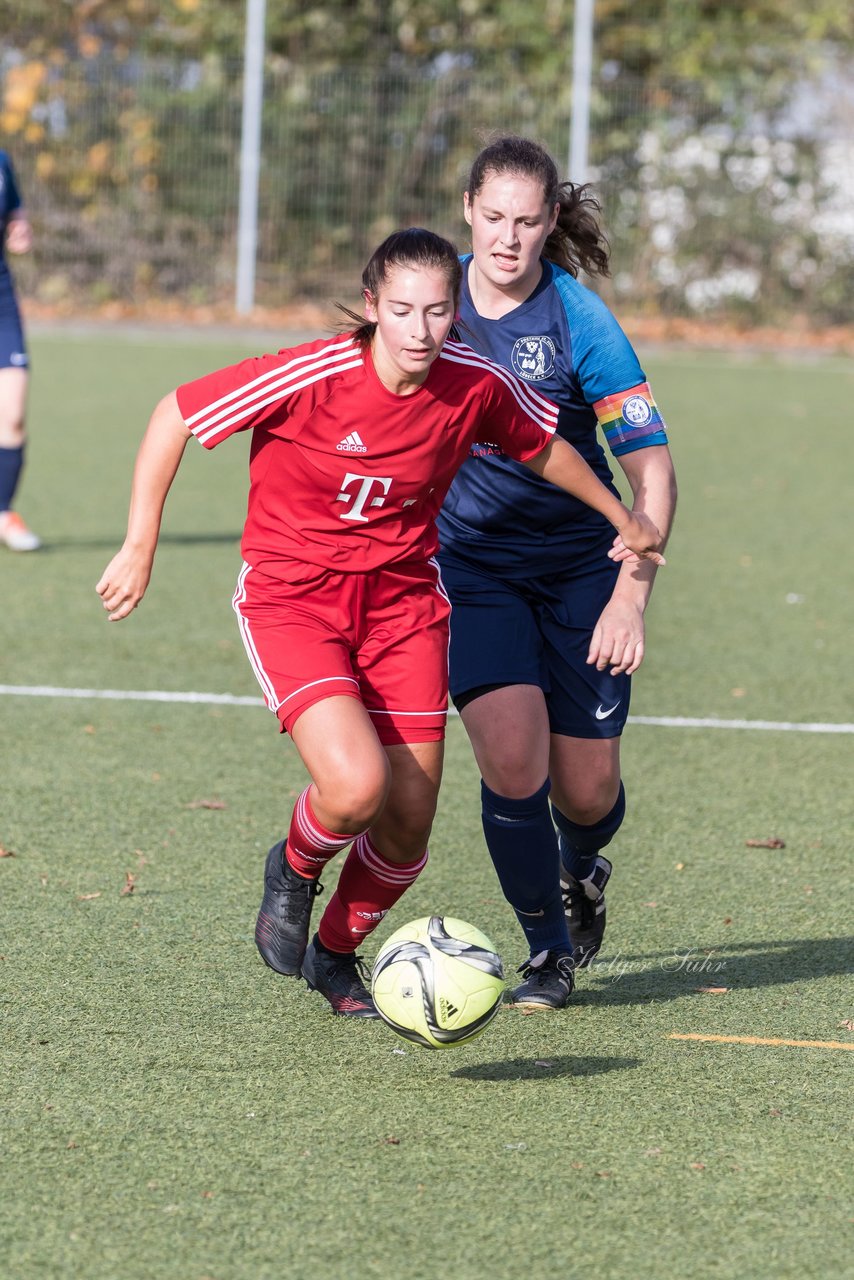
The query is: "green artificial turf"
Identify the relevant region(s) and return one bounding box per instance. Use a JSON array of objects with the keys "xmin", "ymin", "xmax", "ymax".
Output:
[{"xmin": 1, "ymin": 334, "xmax": 852, "ymax": 1280}]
